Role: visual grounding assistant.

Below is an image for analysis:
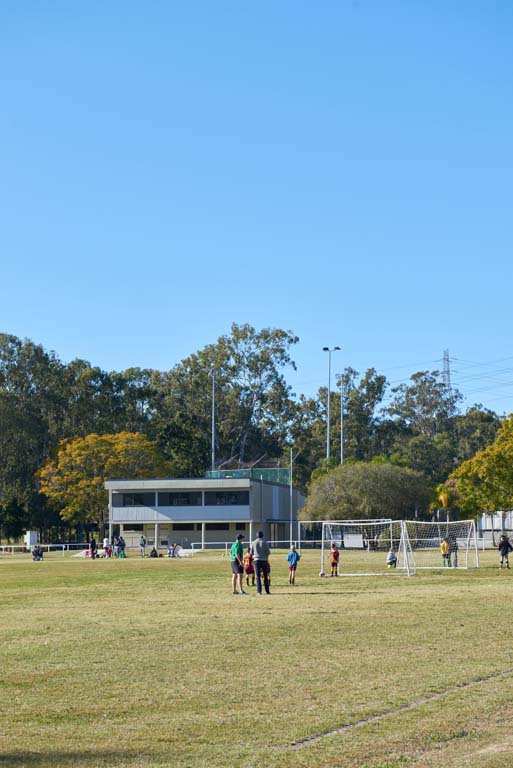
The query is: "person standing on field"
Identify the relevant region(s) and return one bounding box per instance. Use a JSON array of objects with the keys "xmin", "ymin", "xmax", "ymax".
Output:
[
  {"xmin": 287, "ymin": 544, "xmax": 300, "ymax": 585},
  {"xmin": 440, "ymin": 537, "xmax": 451, "ymax": 567},
  {"xmin": 140, "ymin": 534, "xmax": 146, "ymax": 557},
  {"xmin": 329, "ymin": 543, "xmax": 340, "ymax": 576},
  {"xmin": 230, "ymin": 533, "xmax": 246, "ymax": 595},
  {"xmin": 251, "ymin": 530, "xmax": 271, "ymax": 595}
]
